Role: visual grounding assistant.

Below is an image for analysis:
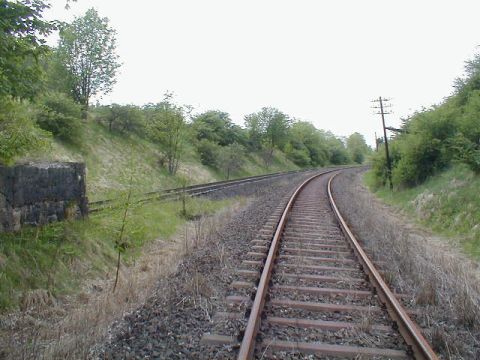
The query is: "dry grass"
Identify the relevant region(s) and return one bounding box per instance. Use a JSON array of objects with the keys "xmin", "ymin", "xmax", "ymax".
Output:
[
  {"xmin": 0, "ymin": 199, "xmax": 247, "ymax": 360},
  {"xmin": 333, "ymin": 170, "xmax": 480, "ymax": 359}
]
